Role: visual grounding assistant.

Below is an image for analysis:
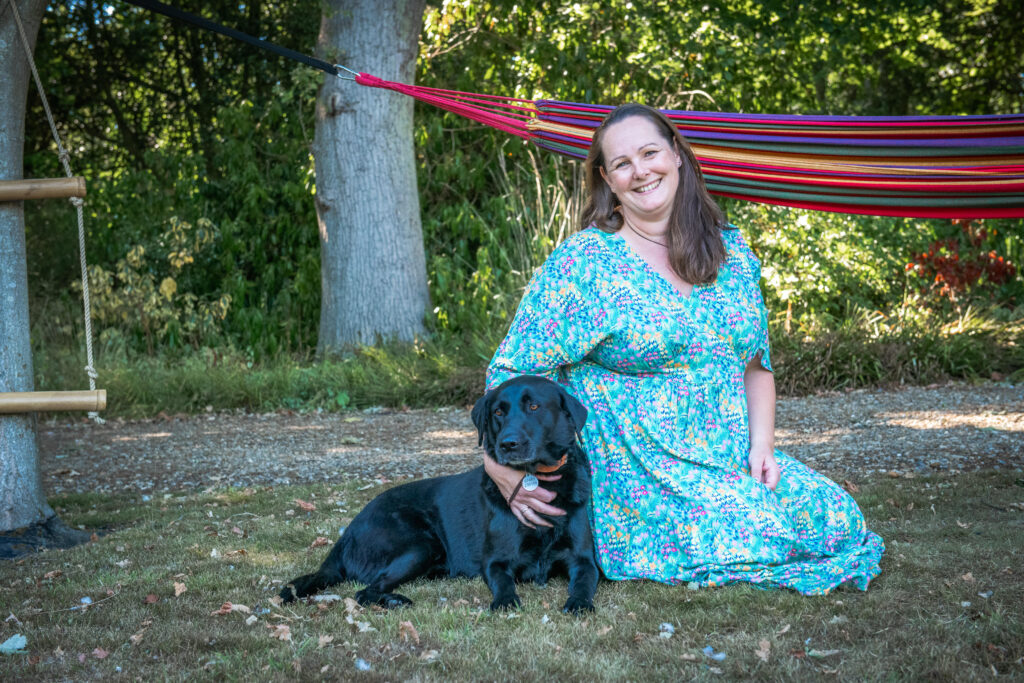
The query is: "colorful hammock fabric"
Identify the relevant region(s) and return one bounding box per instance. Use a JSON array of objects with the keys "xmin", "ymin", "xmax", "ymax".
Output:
[{"xmin": 356, "ymin": 73, "xmax": 1024, "ymax": 220}]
